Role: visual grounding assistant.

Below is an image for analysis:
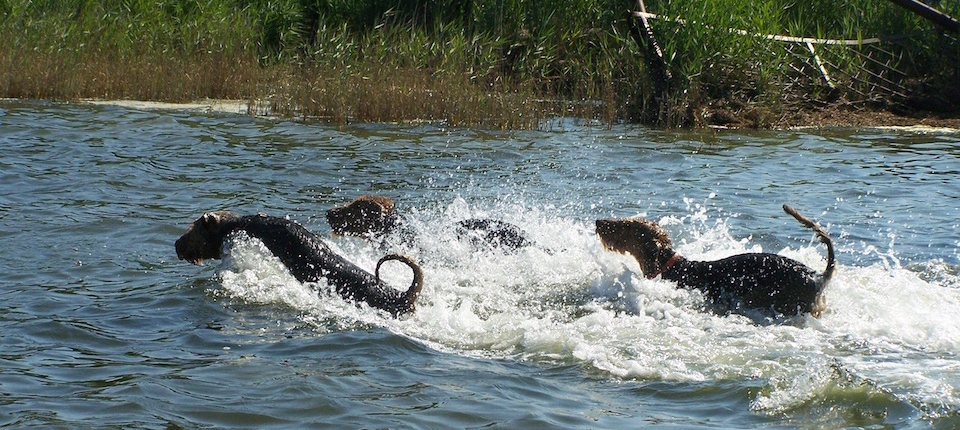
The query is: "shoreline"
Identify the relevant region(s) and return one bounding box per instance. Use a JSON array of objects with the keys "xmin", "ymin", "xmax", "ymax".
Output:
[
  {"xmin": 8, "ymin": 98, "xmax": 957, "ymax": 133},
  {"xmin": 82, "ymin": 99, "xmax": 258, "ymax": 116},
  {"xmin": 4, "ymin": 0, "xmax": 956, "ymax": 131}
]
